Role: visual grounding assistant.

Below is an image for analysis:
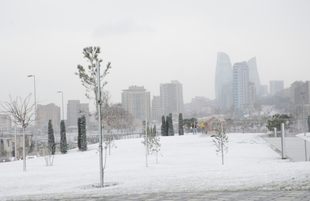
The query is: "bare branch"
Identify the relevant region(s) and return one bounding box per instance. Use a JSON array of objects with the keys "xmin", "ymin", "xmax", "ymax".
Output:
[{"xmin": 0, "ymin": 94, "xmax": 35, "ymax": 128}]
